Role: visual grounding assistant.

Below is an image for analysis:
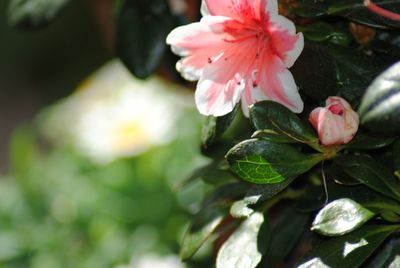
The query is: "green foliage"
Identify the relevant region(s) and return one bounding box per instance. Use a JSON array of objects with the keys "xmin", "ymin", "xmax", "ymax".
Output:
[
  {"xmin": 216, "ymin": 212, "xmax": 268, "ymax": 268},
  {"xmin": 8, "ymin": 0, "xmax": 69, "ymax": 29},
  {"xmin": 250, "ymin": 101, "xmax": 318, "ymax": 146},
  {"xmin": 359, "ymin": 62, "xmax": 400, "ymax": 132},
  {"xmin": 297, "ymin": 225, "xmax": 399, "ymax": 268},
  {"xmin": 336, "ymin": 156, "xmax": 400, "ymax": 201},
  {"xmin": 114, "ymin": 0, "xmax": 181, "ymax": 79},
  {"xmin": 202, "ymin": 105, "xmax": 239, "ymax": 148},
  {"xmin": 226, "ymin": 139, "xmax": 323, "ymax": 184},
  {"xmin": 295, "ymin": 0, "xmax": 400, "ymax": 29},
  {"xmin": 8, "ymin": 0, "xmax": 400, "ymax": 267},
  {"xmin": 311, "ymin": 198, "xmax": 375, "ymax": 236}
]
